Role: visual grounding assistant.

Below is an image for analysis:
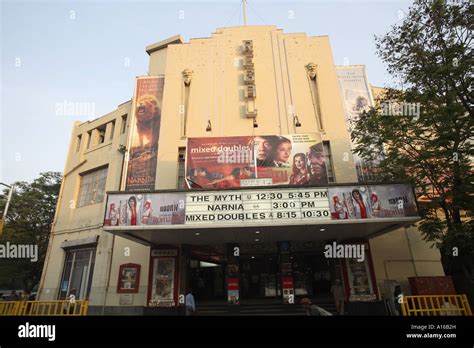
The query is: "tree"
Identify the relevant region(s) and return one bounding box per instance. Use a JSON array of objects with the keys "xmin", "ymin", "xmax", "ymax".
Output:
[
  {"xmin": 351, "ymin": 0, "xmax": 473, "ymax": 281},
  {"xmin": 0, "ymin": 172, "xmax": 62, "ymax": 293}
]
